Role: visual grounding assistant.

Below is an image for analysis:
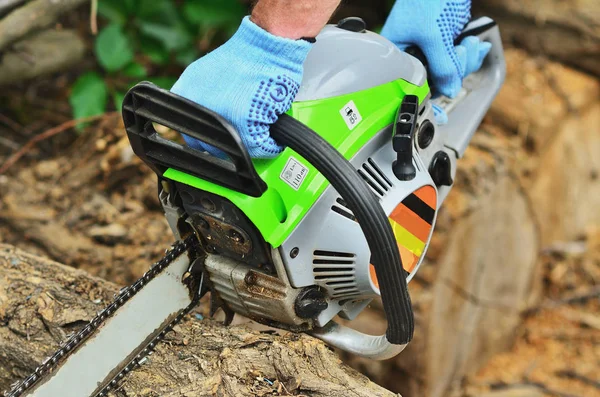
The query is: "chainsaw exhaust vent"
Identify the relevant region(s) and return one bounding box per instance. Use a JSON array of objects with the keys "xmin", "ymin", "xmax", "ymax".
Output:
[
  {"xmin": 331, "ymin": 198, "xmax": 357, "ymax": 222},
  {"xmin": 313, "ymin": 250, "xmax": 360, "ymax": 298},
  {"xmin": 357, "ymin": 158, "xmax": 393, "ymax": 198},
  {"xmin": 330, "ymin": 158, "xmax": 391, "ymax": 219}
]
